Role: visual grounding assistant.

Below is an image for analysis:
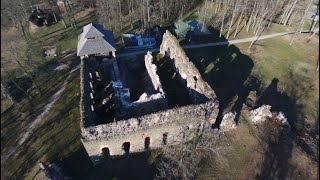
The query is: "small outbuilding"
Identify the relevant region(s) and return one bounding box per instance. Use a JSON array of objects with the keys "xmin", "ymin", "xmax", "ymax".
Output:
[{"xmin": 29, "ymin": 8, "xmax": 56, "ymax": 27}]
